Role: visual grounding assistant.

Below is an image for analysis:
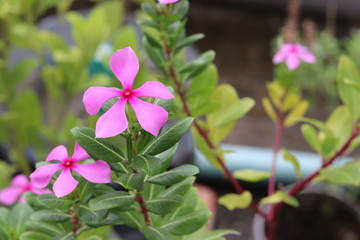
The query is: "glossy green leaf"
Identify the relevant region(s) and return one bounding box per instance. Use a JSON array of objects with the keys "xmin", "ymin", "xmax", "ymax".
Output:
[
  {"xmin": 144, "ymin": 38, "xmax": 165, "ymax": 69},
  {"xmin": 31, "ymin": 210, "xmax": 70, "ymax": 223},
  {"xmin": 145, "ymin": 195, "xmax": 183, "ymax": 214},
  {"xmin": 281, "ymin": 149, "xmax": 301, "ymax": 179},
  {"xmin": 144, "ymin": 227, "xmax": 173, "ymax": 240},
  {"xmin": 174, "ymin": 33, "xmax": 204, "ymax": 54},
  {"xmin": 213, "ymin": 98, "xmax": 254, "ymax": 127},
  {"xmin": 147, "ymin": 164, "xmax": 199, "ymax": 186},
  {"xmin": 218, "ymin": 191, "xmax": 252, "ymax": 210},
  {"xmin": 20, "ymin": 231, "xmax": 51, "ymax": 240},
  {"xmin": 180, "ymin": 50, "xmax": 215, "ymax": 80},
  {"xmin": 233, "ymin": 170, "xmax": 272, "ymax": 182},
  {"xmin": 159, "ymin": 176, "xmax": 195, "ymax": 198},
  {"xmin": 37, "ymin": 194, "xmax": 72, "ymax": 210},
  {"xmin": 162, "ymin": 209, "xmax": 211, "ymax": 235},
  {"xmin": 78, "ymin": 205, "xmax": 108, "ymax": 225},
  {"xmin": 116, "ymin": 211, "xmax": 144, "ymax": 228},
  {"xmin": 171, "ymin": 0, "xmax": 189, "ymax": 18},
  {"xmin": 71, "ymin": 127, "xmax": 129, "ymax": 173},
  {"xmin": 27, "ymin": 221, "xmax": 62, "ymax": 236},
  {"xmin": 141, "ymin": 118, "xmax": 193, "ymax": 155},
  {"xmin": 115, "ymin": 172, "xmax": 145, "ymax": 190},
  {"xmin": 131, "ymin": 155, "xmax": 162, "ymax": 175},
  {"xmin": 260, "ymin": 191, "xmax": 299, "ymax": 207},
  {"xmin": 89, "ymin": 191, "xmax": 135, "ymax": 211}
]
